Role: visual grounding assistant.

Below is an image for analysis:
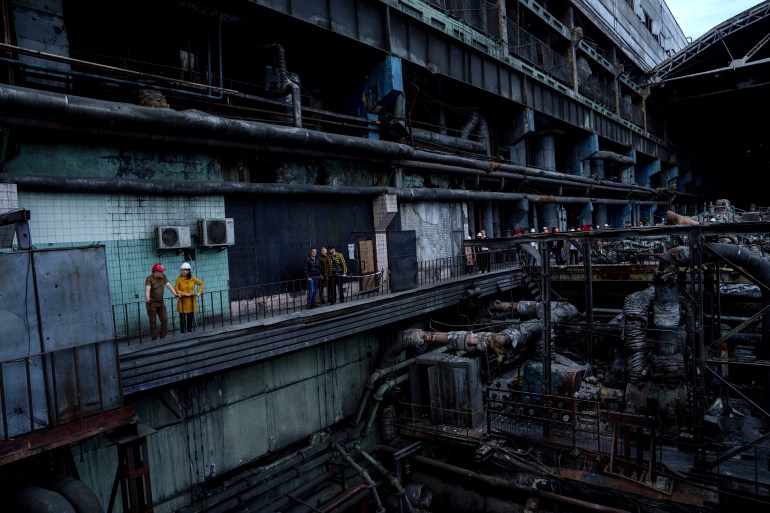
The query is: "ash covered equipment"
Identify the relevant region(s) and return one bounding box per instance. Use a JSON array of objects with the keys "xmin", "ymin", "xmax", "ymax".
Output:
[{"xmin": 409, "ymin": 351, "xmax": 485, "ymax": 430}]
